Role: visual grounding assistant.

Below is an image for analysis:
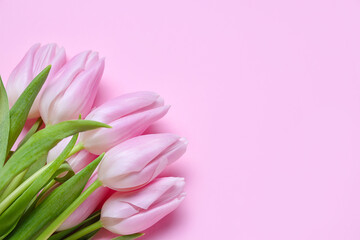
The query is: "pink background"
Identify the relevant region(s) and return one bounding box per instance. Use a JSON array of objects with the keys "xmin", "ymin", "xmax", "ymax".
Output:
[{"xmin": 1, "ymin": 0, "xmax": 360, "ymax": 239}]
